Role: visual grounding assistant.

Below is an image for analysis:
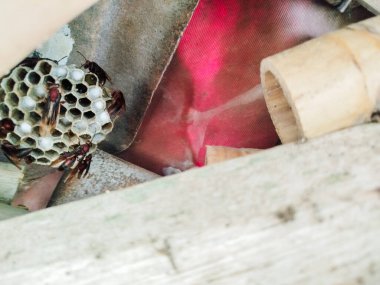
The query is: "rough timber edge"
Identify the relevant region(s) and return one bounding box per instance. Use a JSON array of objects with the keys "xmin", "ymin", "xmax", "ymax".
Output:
[{"xmin": 0, "ymin": 123, "xmax": 379, "ymax": 284}]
